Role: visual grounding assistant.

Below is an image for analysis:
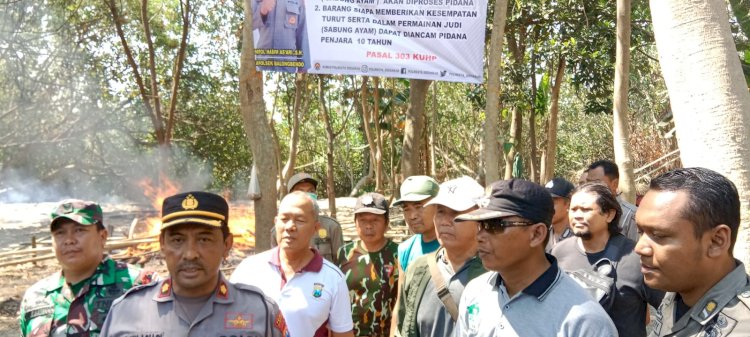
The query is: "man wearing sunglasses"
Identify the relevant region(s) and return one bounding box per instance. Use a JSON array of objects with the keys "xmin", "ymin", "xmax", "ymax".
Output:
[{"xmin": 454, "ymin": 179, "xmax": 617, "ymax": 337}]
